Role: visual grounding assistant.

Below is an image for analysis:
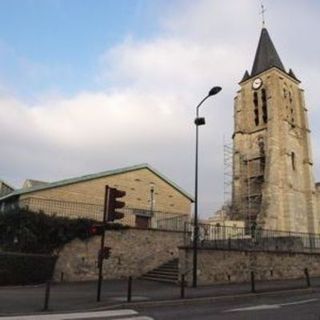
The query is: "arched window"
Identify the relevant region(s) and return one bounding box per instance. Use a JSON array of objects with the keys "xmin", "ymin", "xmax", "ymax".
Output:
[
  {"xmin": 253, "ymin": 92, "xmax": 259, "ymax": 126},
  {"xmin": 261, "ymin": 89, "xmax": 268, "ymax": 123},
  {"xmin": 254, "ymin": 108, "xmax": 259, "ymax": 126},
  {"xmin": 253, "ymin": 92, "xmax": 258, "ymax": 107}
]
